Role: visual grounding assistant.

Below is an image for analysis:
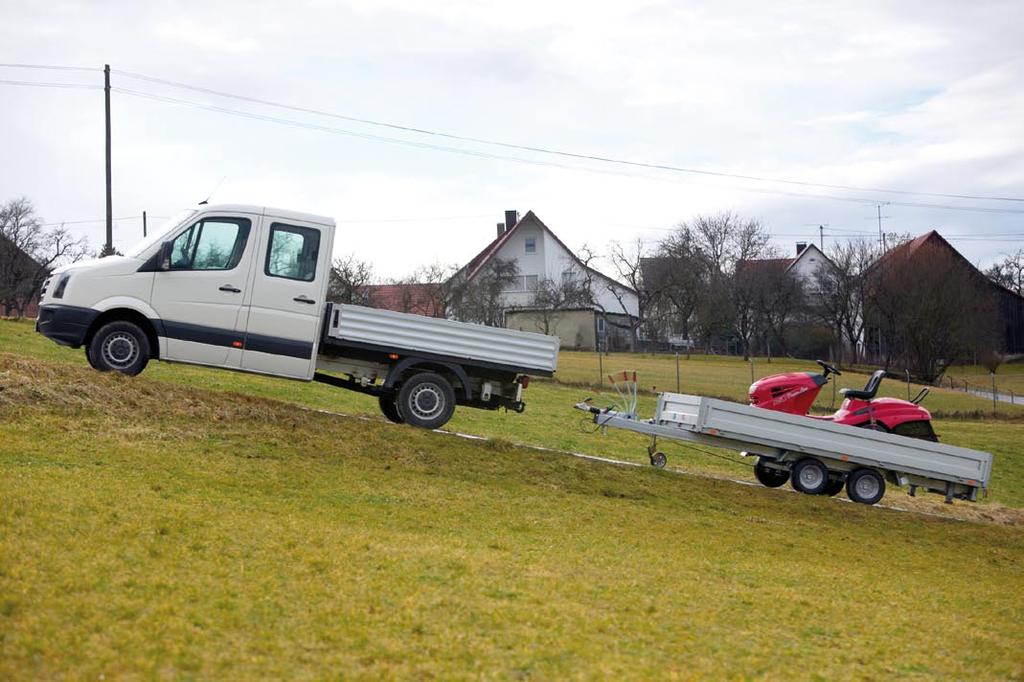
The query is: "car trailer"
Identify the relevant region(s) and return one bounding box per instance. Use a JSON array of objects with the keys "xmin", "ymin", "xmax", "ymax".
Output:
[{"xmin": 576, "ymin": 388, "xmax": 993, "ymax": 505}]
